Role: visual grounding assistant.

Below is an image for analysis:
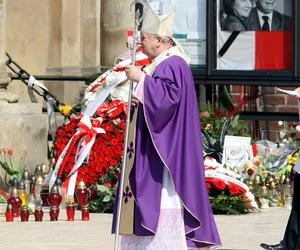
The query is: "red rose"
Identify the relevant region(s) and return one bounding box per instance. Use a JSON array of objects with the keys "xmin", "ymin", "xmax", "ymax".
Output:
[
  {"xmin": 228, "ymin": 182, "xmax": 245, "ymax": 196},
  {"xmin": 212, "ymin": 179, "xmax": 227, "ymax": 191}
]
